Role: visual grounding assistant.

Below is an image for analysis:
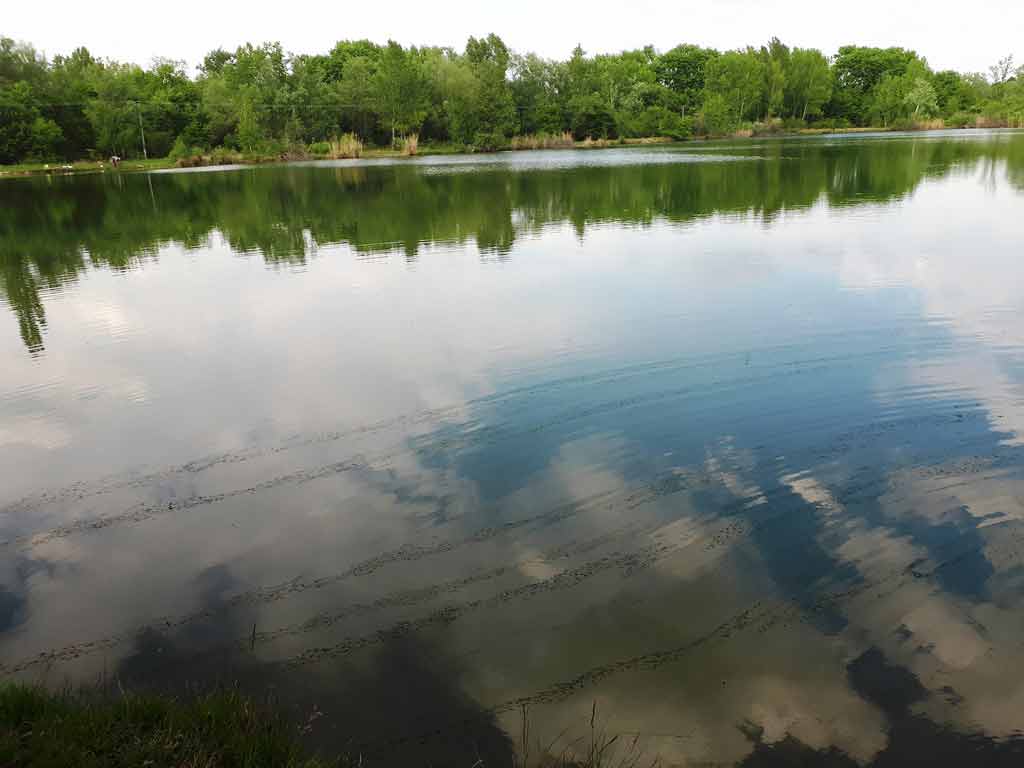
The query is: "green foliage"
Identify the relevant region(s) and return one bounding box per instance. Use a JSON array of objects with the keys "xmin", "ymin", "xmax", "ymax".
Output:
[
  {"xmin": 701, "ymin": 92, "xmax": 735, "ymax": 135},
  {"xmin": 1, "ymin": 34, "xmax": 1023, "ymax": 165},
  {"xmin": 656, "ymin": 44, "xmax": 717, "ymax": 115},
  {"xmin": 0, "ymin": 82, "xmax": 59, "ymax": 162},
  {"xmin": 570, "ymin": 93, "xmax": 617, "ymax": 140},
  {"xmin": 905, "ymin": 77, "xmax": 939, "ymax": 118},
  {"xmin": 374, "ymin": 40, "xmax": 428, "ymax": 144},
  {"xmin": 830, "ymin": 46, "xmax": 922, "ymax": 124},
  {"xmin": 623, "ymin": 105, "xmax": 692, "ymax": 139},
  {"xmin": 786, "ymin": 48, "xmax": 832, "ymax": 120},
  {"xmin": 704, "ymin": 51, "xmax": 762, "ymax": 124}
]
